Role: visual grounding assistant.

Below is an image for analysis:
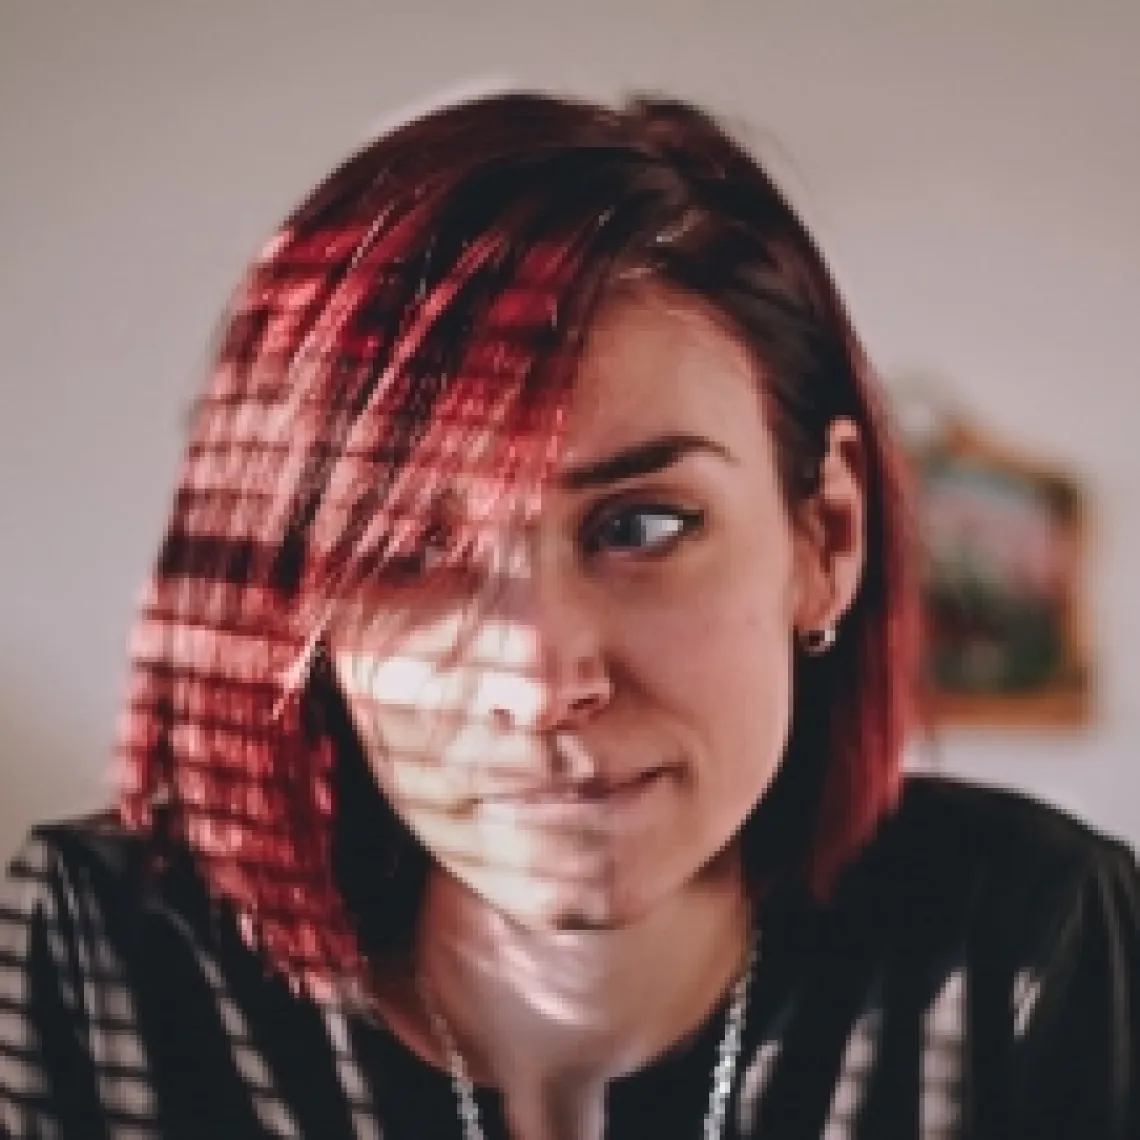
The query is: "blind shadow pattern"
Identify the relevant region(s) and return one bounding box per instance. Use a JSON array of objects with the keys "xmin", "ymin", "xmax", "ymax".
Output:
[{"xmin": 1, "ymin": 778, "xmax": 1137, "ymax": 1139}]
